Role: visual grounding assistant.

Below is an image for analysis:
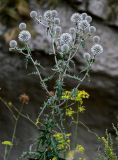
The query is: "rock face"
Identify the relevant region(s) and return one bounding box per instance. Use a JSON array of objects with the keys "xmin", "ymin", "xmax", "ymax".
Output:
[{"xmin": 0, "ymin": 0, "xmax": 118, "ymax": 159}]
